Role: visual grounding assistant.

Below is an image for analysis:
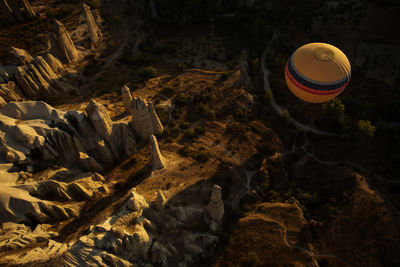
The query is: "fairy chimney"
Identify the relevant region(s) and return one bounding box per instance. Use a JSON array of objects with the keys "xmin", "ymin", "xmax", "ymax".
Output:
[
  {"xmin": 205, "ymin": 184, "xmax": 224, "ymax": 221},
  {"xmin": 82, "ymin": 3, "xmax": 102, "ymax": 43}
]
